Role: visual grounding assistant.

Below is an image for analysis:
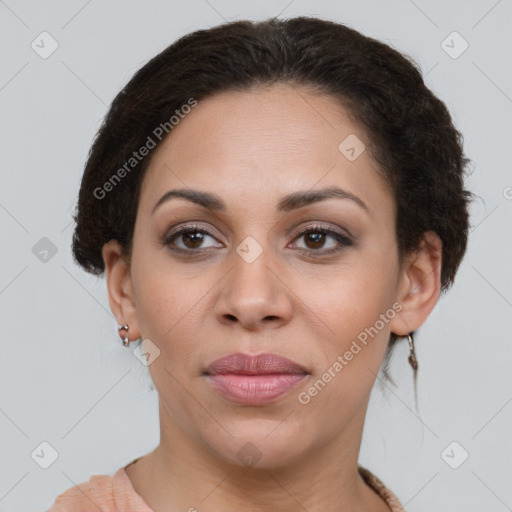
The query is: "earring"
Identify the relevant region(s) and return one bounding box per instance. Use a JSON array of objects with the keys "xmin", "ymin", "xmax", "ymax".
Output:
[
  {"xmin": 407, "ymin": 332, "xmax": 418, "ymax": 372},
  {"xmin": 118, "ymin": 324, "xmax": 130, "ymax": 347}
]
